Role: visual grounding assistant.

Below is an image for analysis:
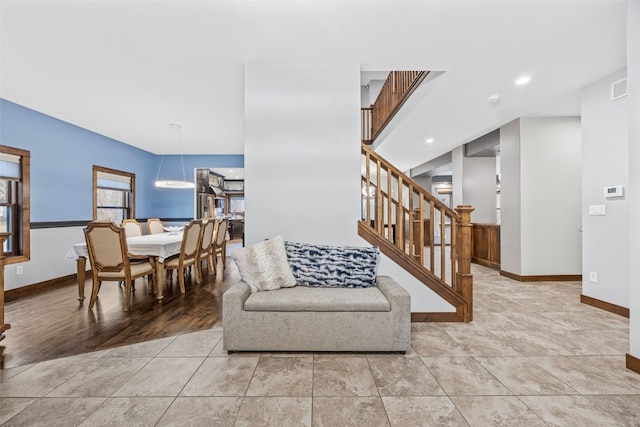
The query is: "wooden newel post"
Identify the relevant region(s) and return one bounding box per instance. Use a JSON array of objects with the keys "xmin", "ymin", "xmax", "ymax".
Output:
[
  {"xmin": 454, "ymin": 205, "xmax": 474, "ymax": 322},
  {"xmin": 0, "ymin": 232, "xmax": 12, "ymax": 341}
]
